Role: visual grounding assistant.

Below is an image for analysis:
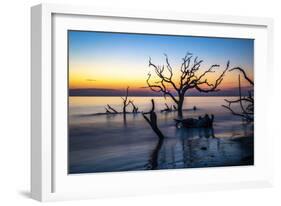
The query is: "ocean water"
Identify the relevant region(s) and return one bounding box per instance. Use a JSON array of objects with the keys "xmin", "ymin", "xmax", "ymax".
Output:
[{"xmin": 68, "ymin": 96, "xmax": 254, "ymax": 174}]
